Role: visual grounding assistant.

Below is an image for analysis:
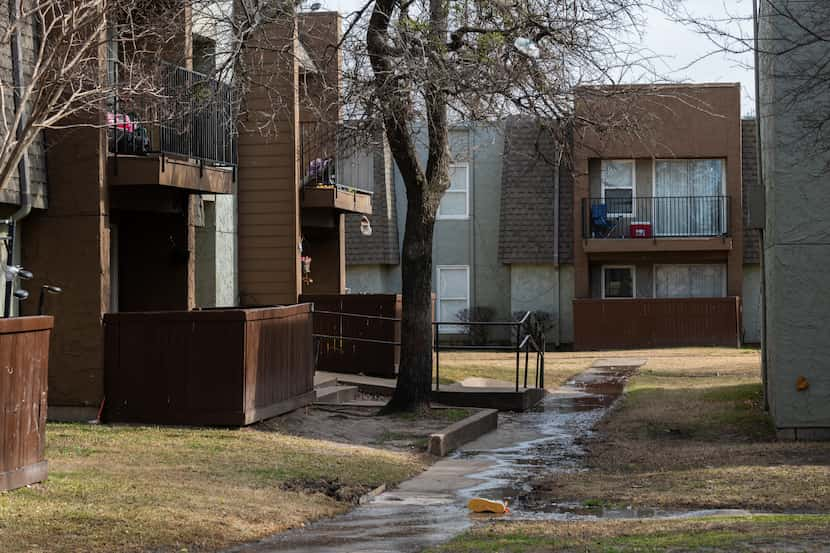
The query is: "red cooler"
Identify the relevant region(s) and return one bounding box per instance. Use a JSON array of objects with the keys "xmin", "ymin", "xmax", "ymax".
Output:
[{"xmin": 630, "ymin": 222, "xmax": 652, "ymax": 238}]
